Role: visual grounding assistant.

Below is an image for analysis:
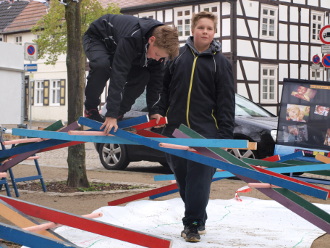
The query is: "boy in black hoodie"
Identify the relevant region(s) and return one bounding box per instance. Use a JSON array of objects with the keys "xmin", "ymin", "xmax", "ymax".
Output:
[
  {"xmin": 83, "ymin": 14, "xmax": 179, "ymax": 134},
  {"xmin": 151, "ymin": 11, "xmax": 235, "ymax": 242}
]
